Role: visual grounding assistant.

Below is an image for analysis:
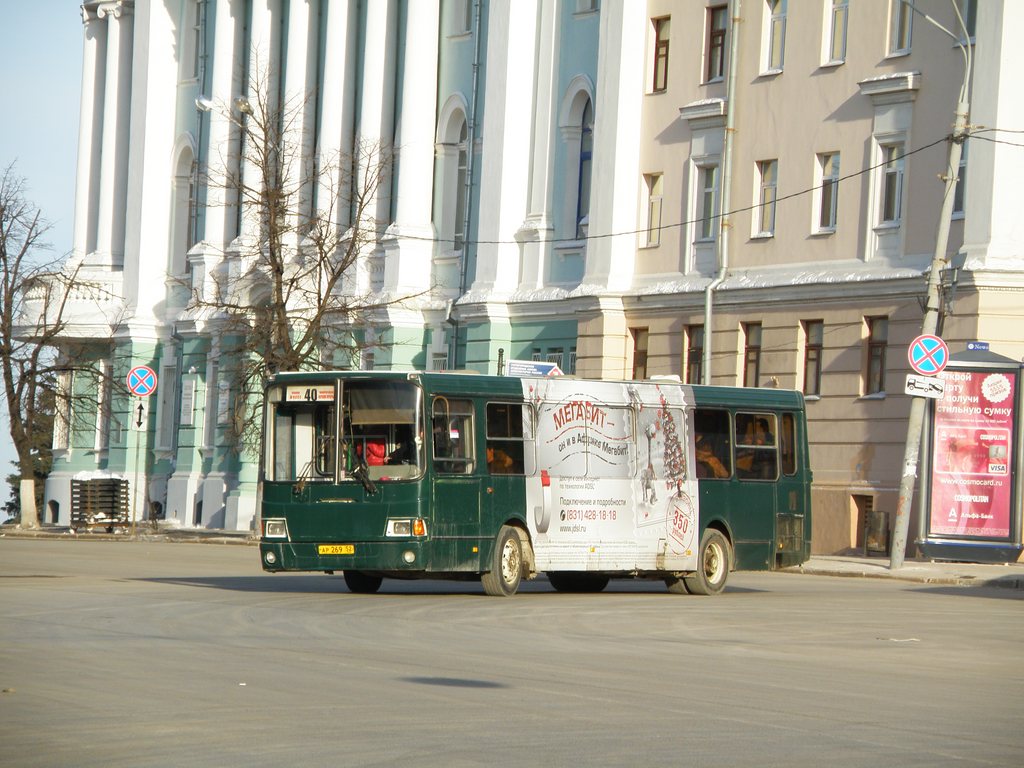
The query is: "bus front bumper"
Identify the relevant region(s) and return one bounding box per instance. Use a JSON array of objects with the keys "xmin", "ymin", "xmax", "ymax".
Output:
[{"xmin": 259, "ymin": 540, "xmax": 427, "ymax": 573}]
